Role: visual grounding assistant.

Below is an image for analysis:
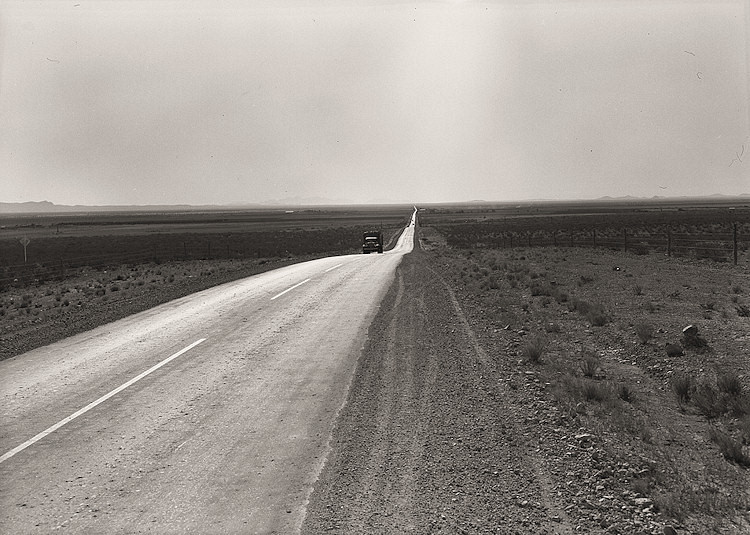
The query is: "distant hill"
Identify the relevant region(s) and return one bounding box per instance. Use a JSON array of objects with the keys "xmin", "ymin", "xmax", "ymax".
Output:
[{"xmin": 1, "ymin": 194, "xmax": 748, "ymax": 215}]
